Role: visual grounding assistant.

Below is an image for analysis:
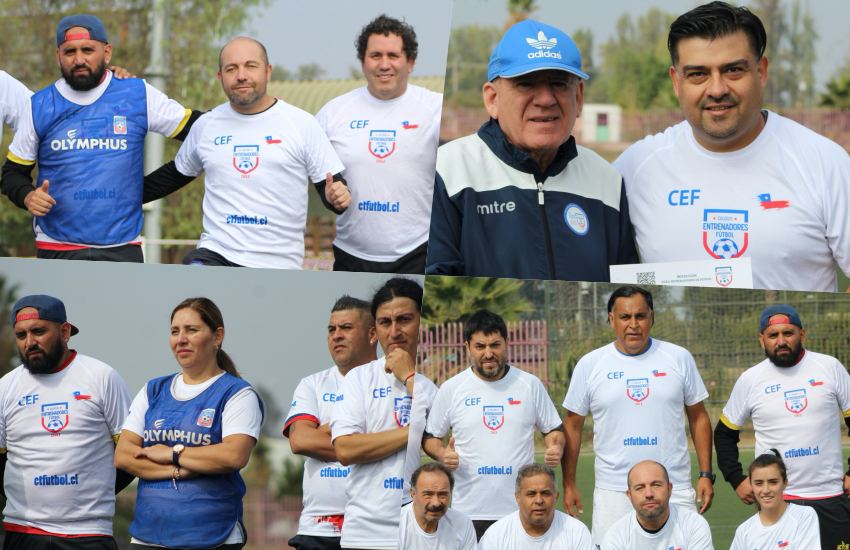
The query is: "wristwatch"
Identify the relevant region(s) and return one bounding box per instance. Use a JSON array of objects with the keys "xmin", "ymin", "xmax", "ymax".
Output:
[
  {"xmin": 172, "ymin": 443, "xmax": 185, "ymax": 467},
  {"xmin": 698, "ymin": 471, "xmax": 716, "ymax": 484}
]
